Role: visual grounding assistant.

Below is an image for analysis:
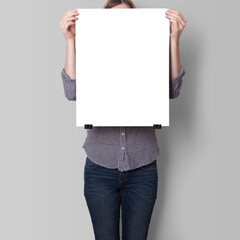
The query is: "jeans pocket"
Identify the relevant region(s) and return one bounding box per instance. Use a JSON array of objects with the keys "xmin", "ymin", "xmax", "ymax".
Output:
[
  {"xmin": 85, "ymin": 157, "xmax": 98, "ymax": 169},
  {"xmin": 140, "ymin": 160, "xmax": 157, "ymax": 171}
]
